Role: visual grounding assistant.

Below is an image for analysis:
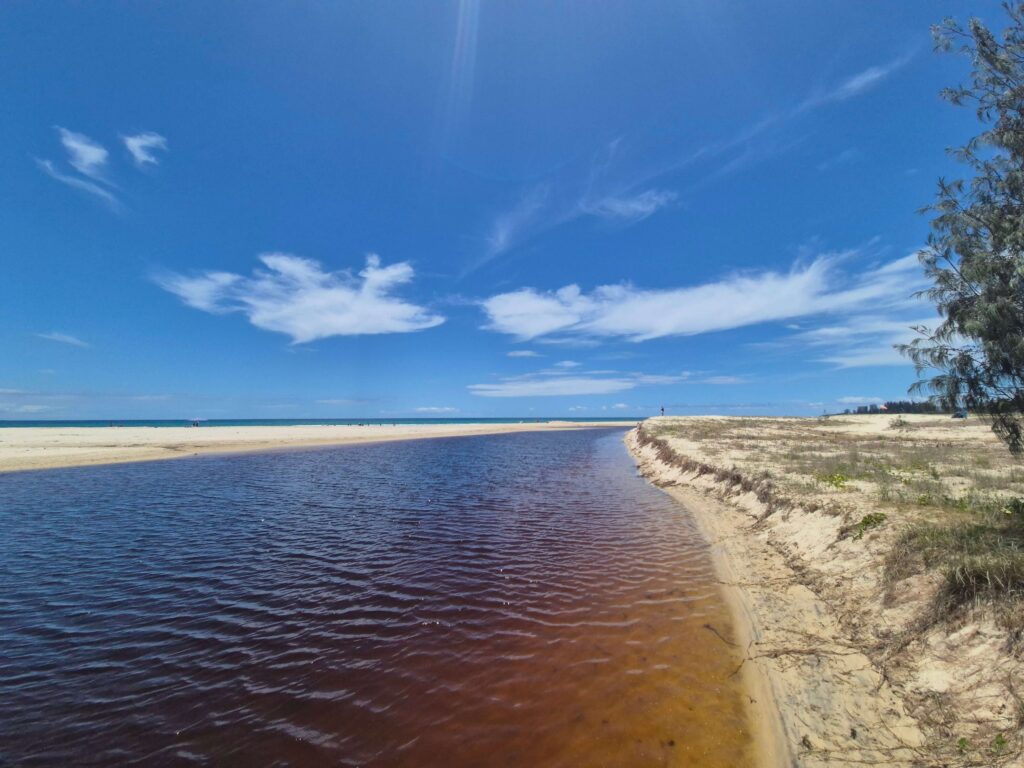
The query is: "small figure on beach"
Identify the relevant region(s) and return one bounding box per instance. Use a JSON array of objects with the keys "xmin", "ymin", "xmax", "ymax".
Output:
[{"xmin": 660, "ymin": 406, "xmax": 665, "ymax": 416}]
